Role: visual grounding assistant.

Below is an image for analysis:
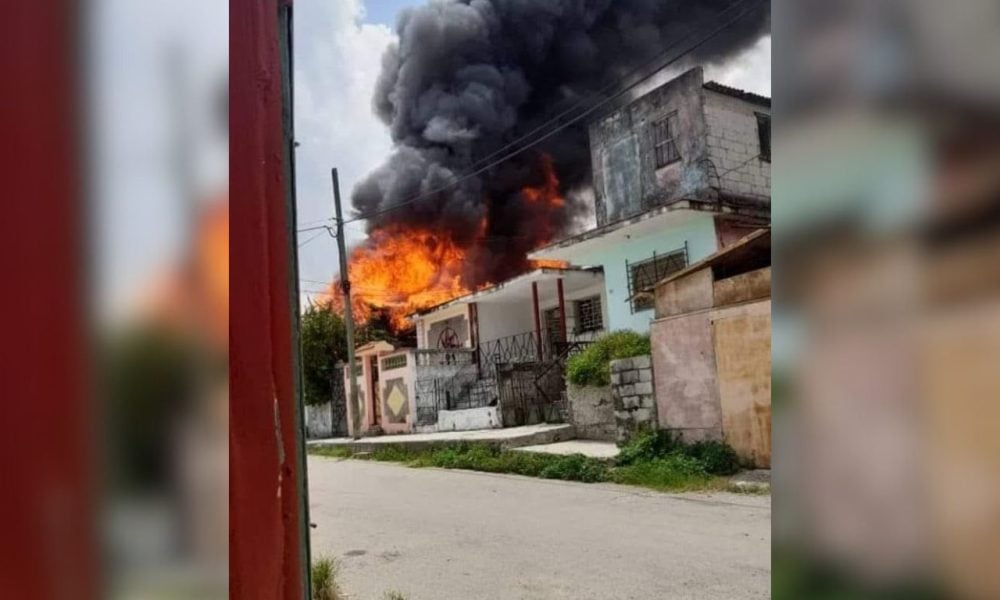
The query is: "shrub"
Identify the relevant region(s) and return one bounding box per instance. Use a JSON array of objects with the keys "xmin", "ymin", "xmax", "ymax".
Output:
[
  {"xmin": 311, "ymin": 556, "xmax": 343, "ymax": 600},
  {"xmin": 616, "ymin": 429, "xmax": 682, "ymax": 466},
  {"xmin": 685, "ymin": 440, "xmax": 741, "ymax": 476},
  {"xmin": 618, "ymin": 429, "xmax": 741, "ymax": 475},
  {"xmin": 566, "ymin": 330, "xmax": 651, "ymax": 387}
]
